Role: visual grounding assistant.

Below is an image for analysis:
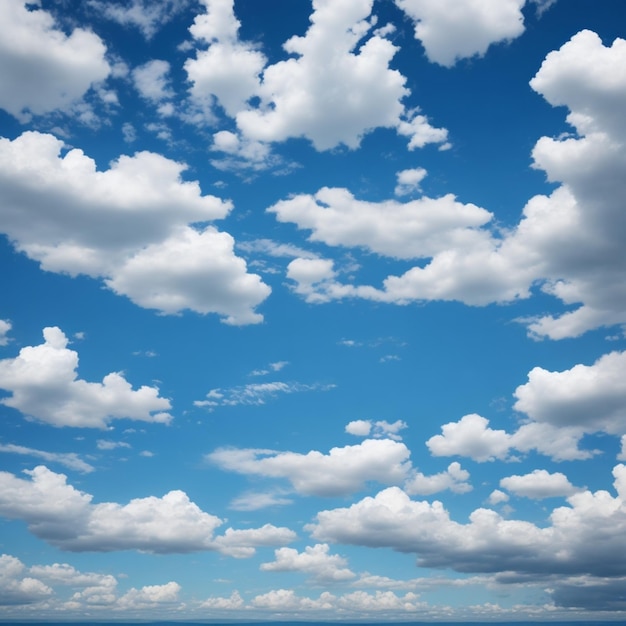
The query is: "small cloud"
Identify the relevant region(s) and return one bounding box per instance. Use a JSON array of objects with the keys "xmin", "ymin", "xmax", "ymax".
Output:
[{"xmin": 97, "ymin": 440, "xmax": 132, "ymax": 451}]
